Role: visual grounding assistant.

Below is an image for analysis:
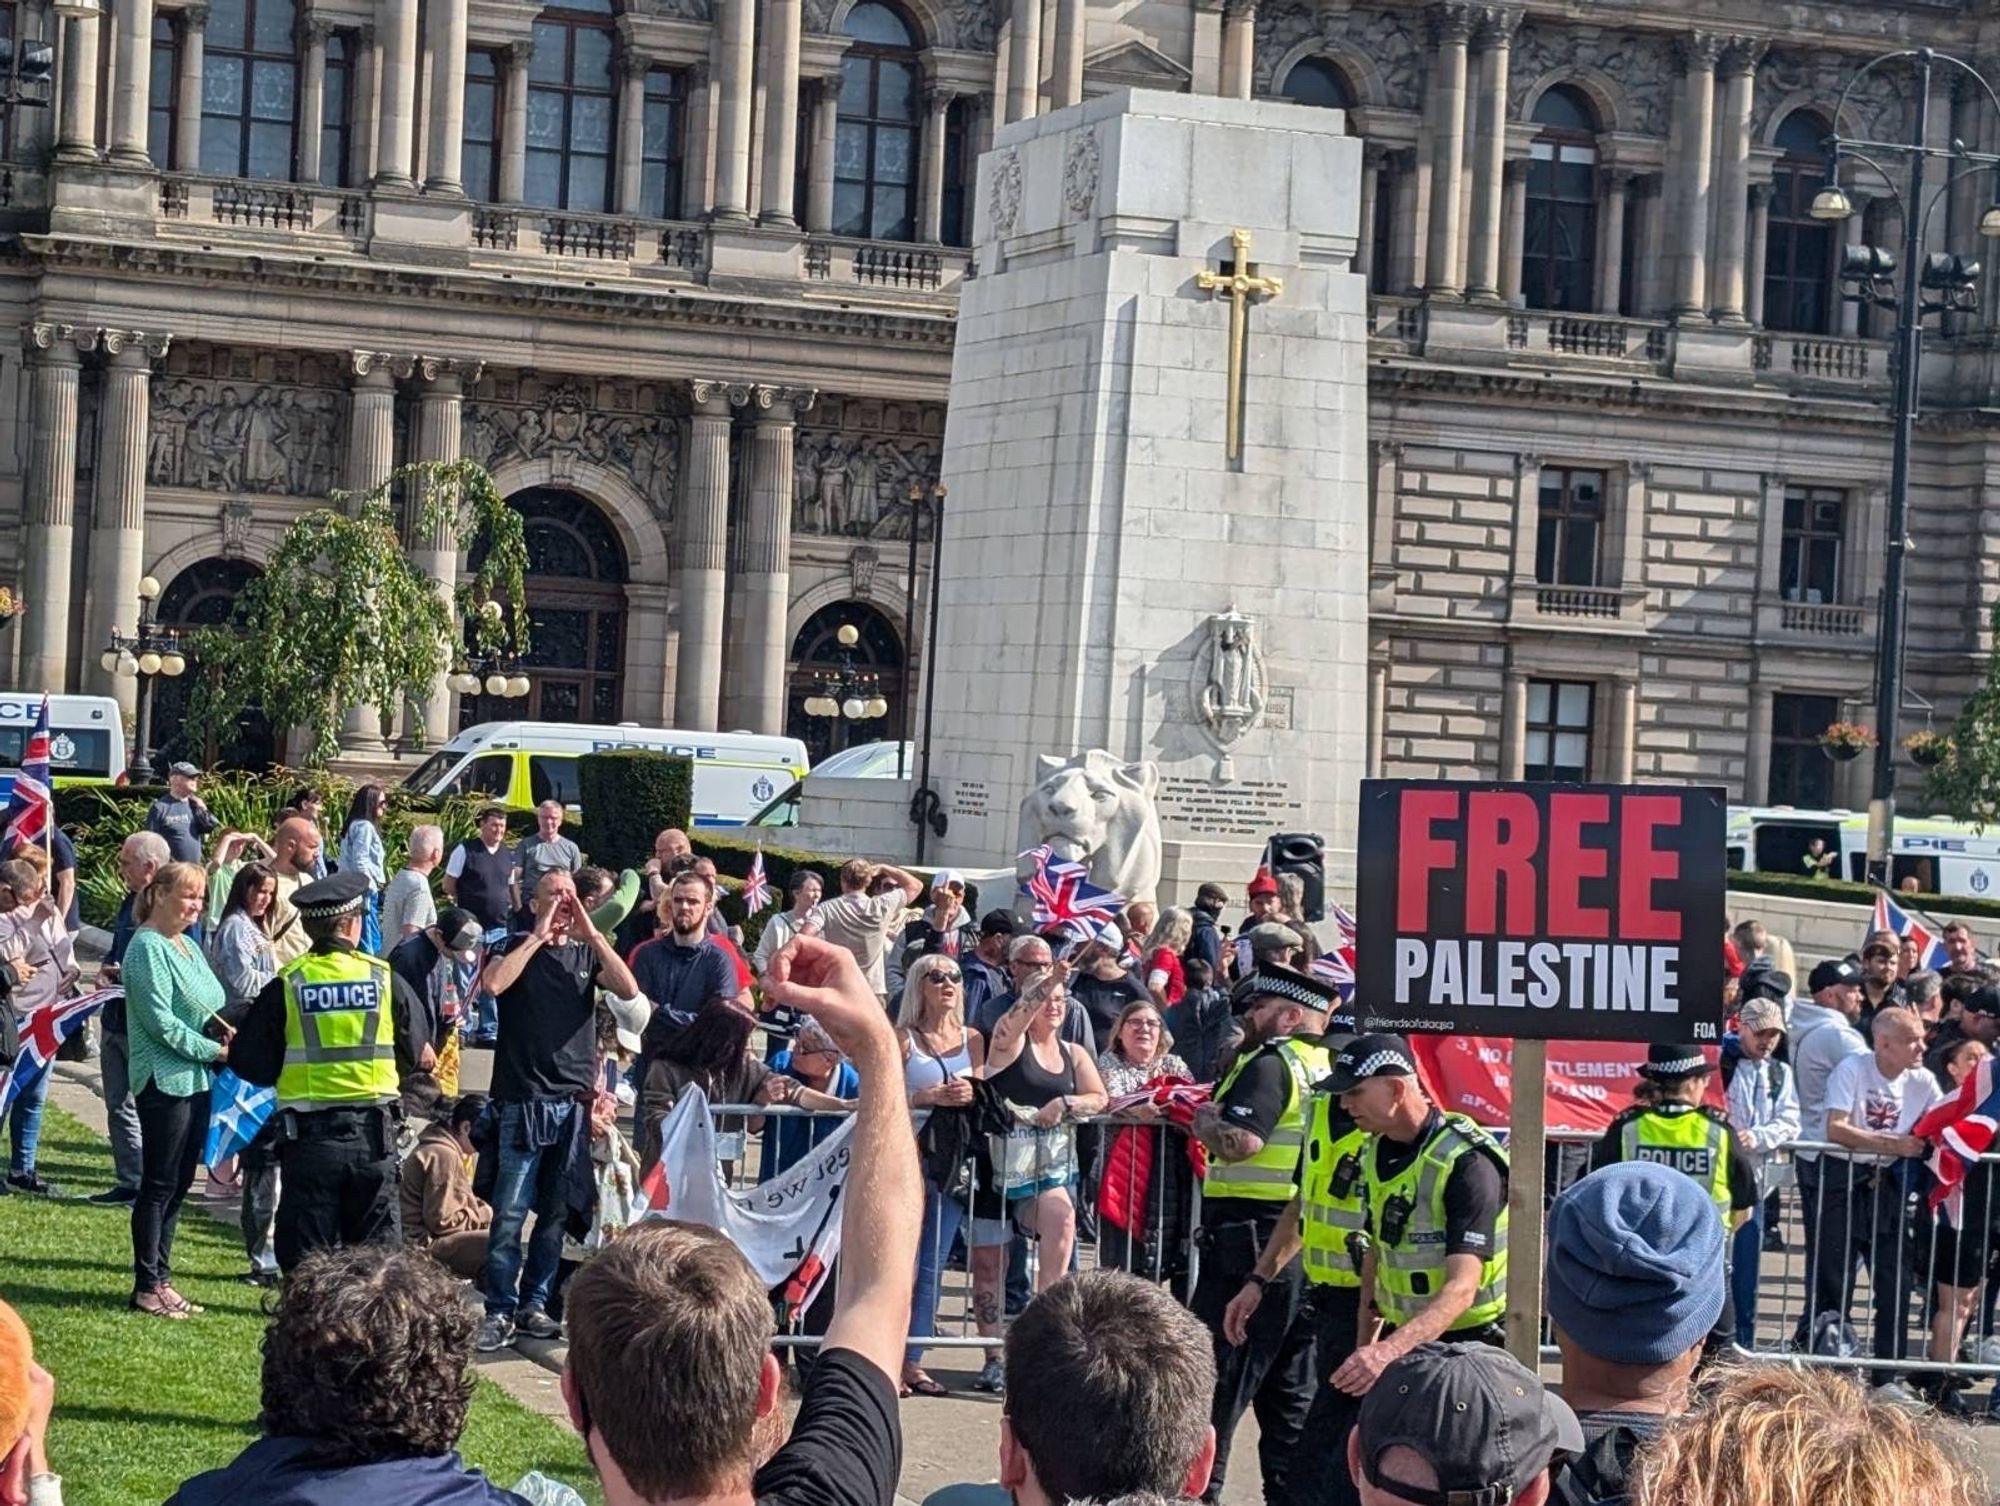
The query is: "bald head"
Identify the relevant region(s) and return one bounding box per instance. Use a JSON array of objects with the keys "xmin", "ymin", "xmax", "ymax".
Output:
[{"xmin": 273, "ymin": 816, "xmax": 322, "ymax": 877}]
